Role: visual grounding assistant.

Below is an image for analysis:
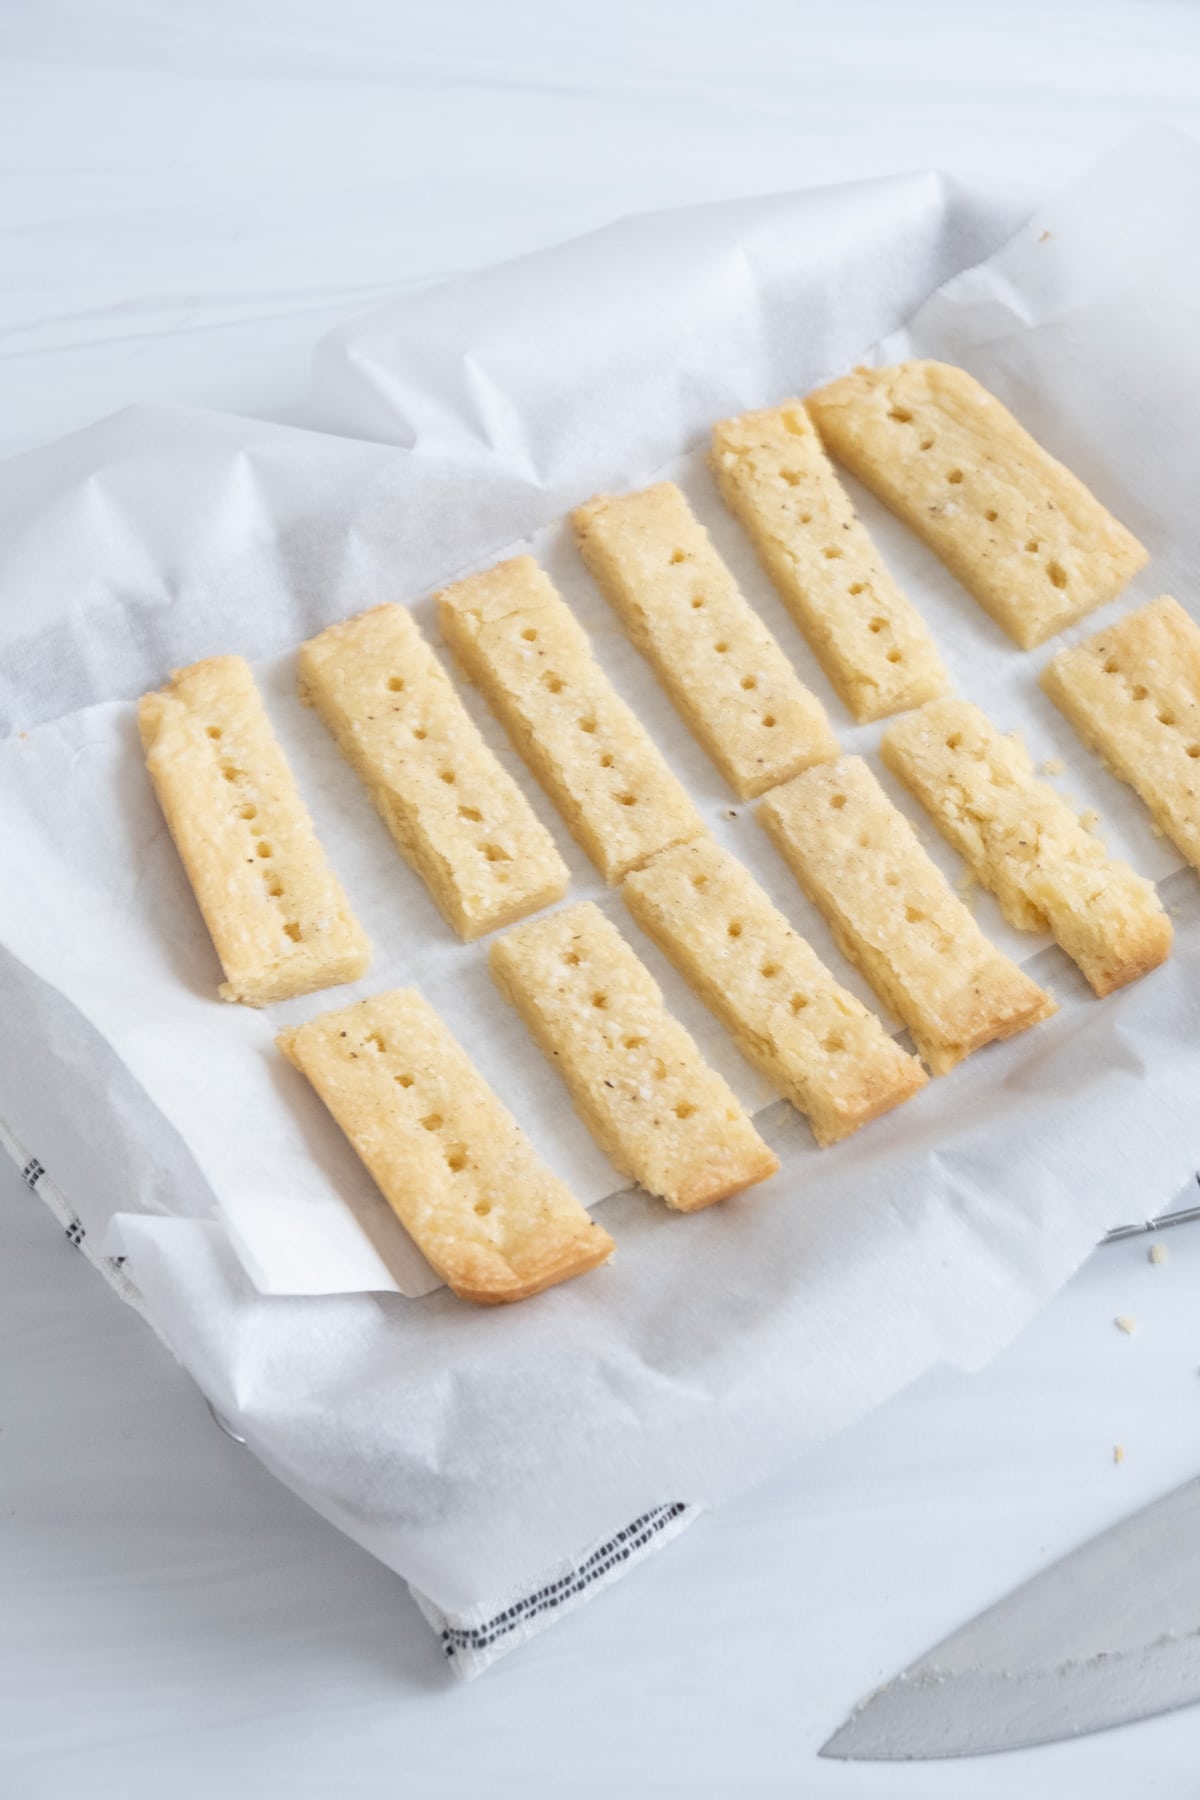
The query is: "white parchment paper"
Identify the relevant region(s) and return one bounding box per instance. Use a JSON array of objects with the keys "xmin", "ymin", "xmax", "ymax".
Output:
[{"xmin": 2, "ymin": 131, "xmax": 1199, "ymax": 1612}]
